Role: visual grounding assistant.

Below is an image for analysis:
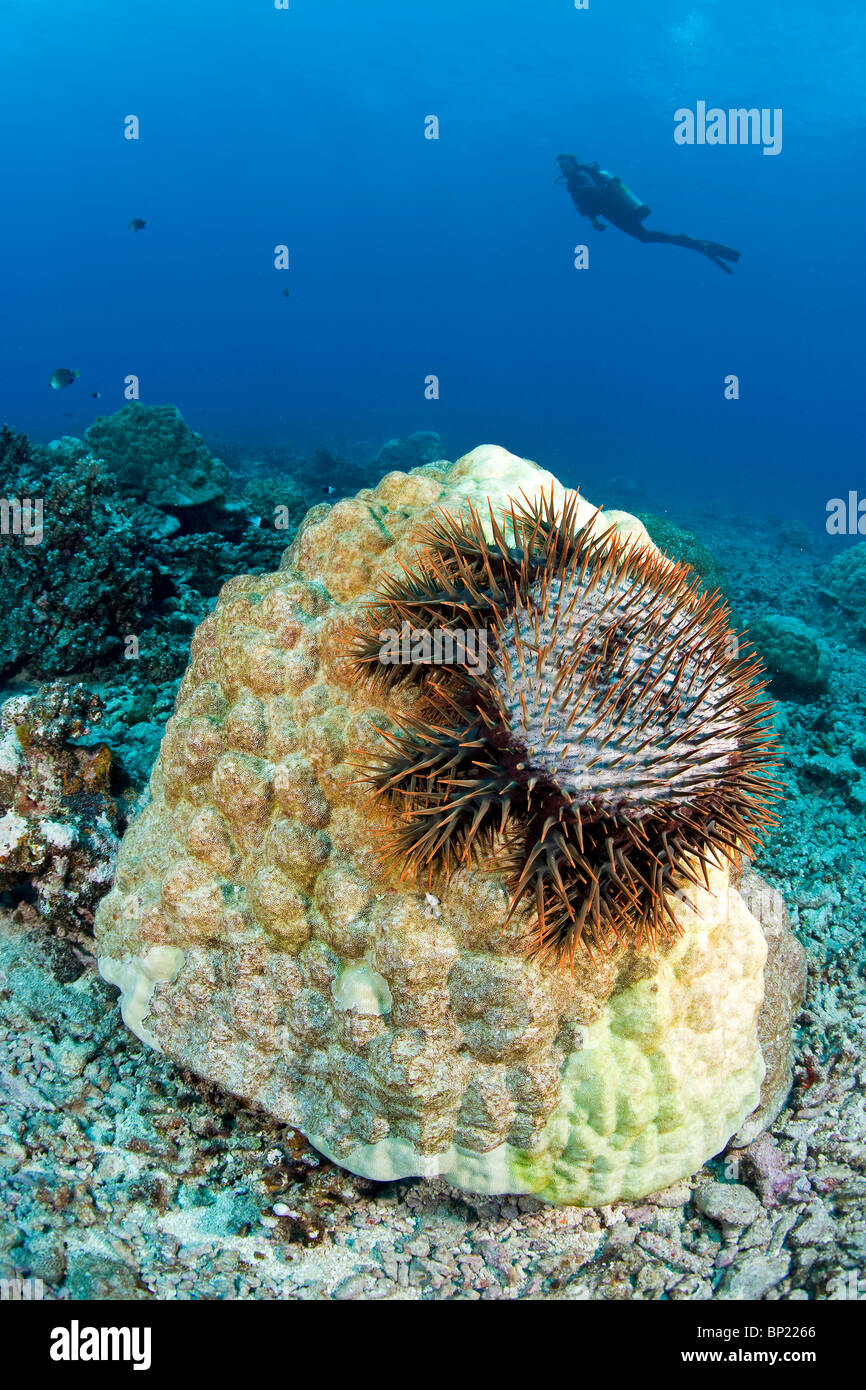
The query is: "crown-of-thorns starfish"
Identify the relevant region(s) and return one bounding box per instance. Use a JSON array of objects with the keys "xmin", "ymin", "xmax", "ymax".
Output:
[{"xmin": 349, "ymin": 490, "xmax": 780, "ymax": 966}]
